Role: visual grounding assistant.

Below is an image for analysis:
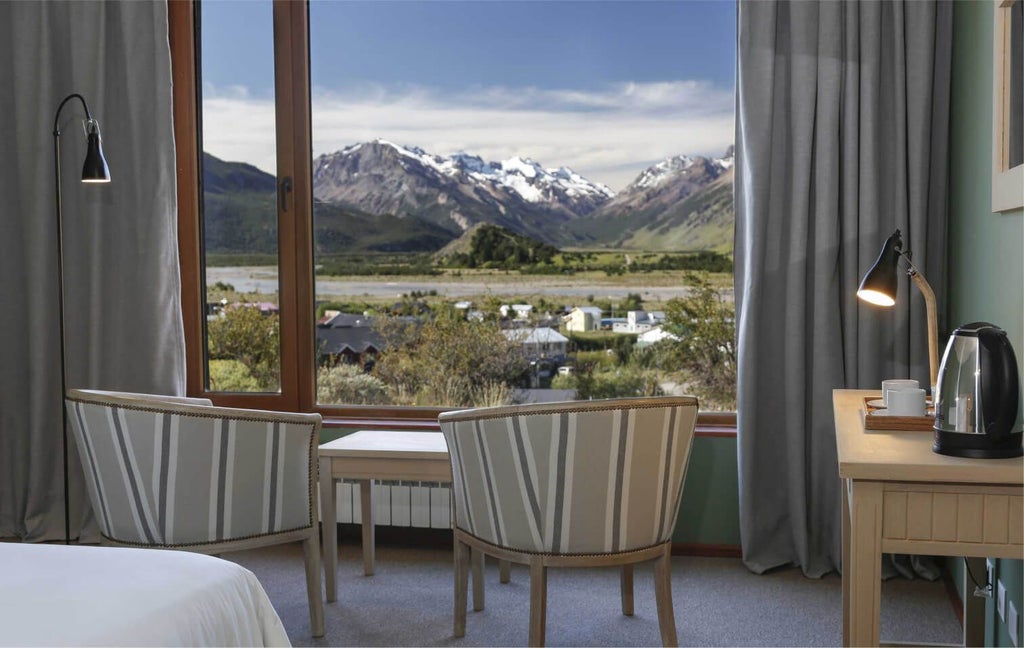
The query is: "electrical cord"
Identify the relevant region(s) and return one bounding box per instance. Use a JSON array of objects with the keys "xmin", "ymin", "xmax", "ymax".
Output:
[{"xmin": 964, "ymin": 558, "xmax": 993, "ymax": 598}]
